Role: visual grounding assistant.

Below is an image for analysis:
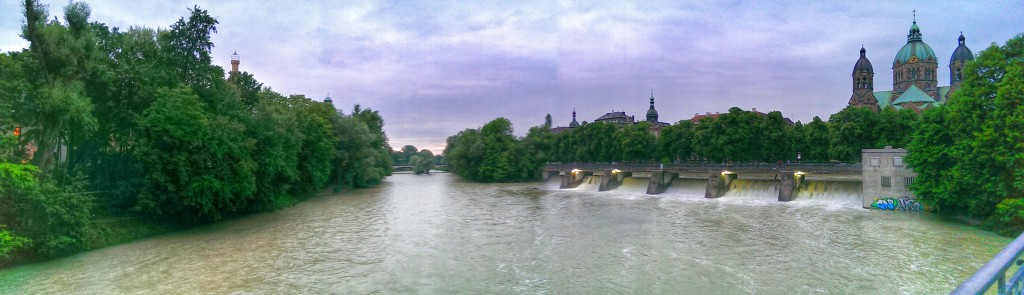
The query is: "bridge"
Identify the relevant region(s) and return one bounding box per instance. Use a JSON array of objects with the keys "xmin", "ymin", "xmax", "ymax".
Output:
[{"xmin": 543, "ymin": 162, "xmax": 861, "ymax": 202}]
